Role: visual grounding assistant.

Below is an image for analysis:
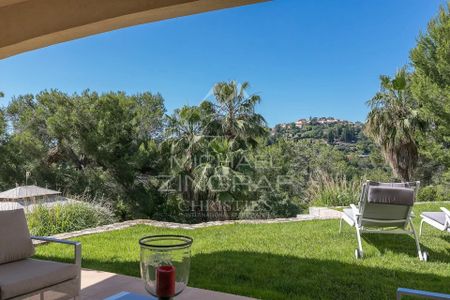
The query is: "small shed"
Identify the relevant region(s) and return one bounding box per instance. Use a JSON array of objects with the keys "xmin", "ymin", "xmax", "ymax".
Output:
[{"xmin": 0, "ymin": 185, "xmax": 61, "ymax": 204}]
